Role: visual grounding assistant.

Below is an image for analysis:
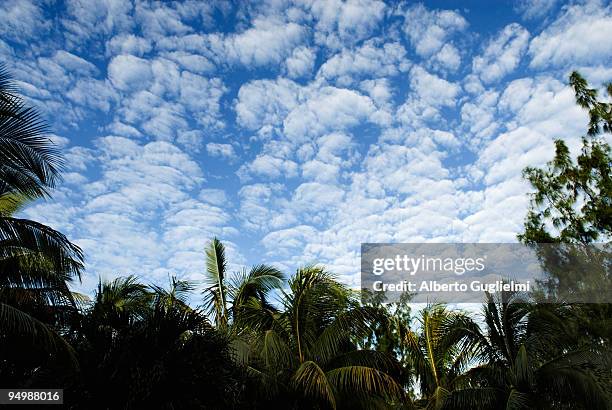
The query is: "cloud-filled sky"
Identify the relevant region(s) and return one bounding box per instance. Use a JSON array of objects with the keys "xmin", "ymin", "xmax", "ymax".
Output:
[{"xmin": 1, "ymin": 0, "xmax": 611, "ymax": 292}]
